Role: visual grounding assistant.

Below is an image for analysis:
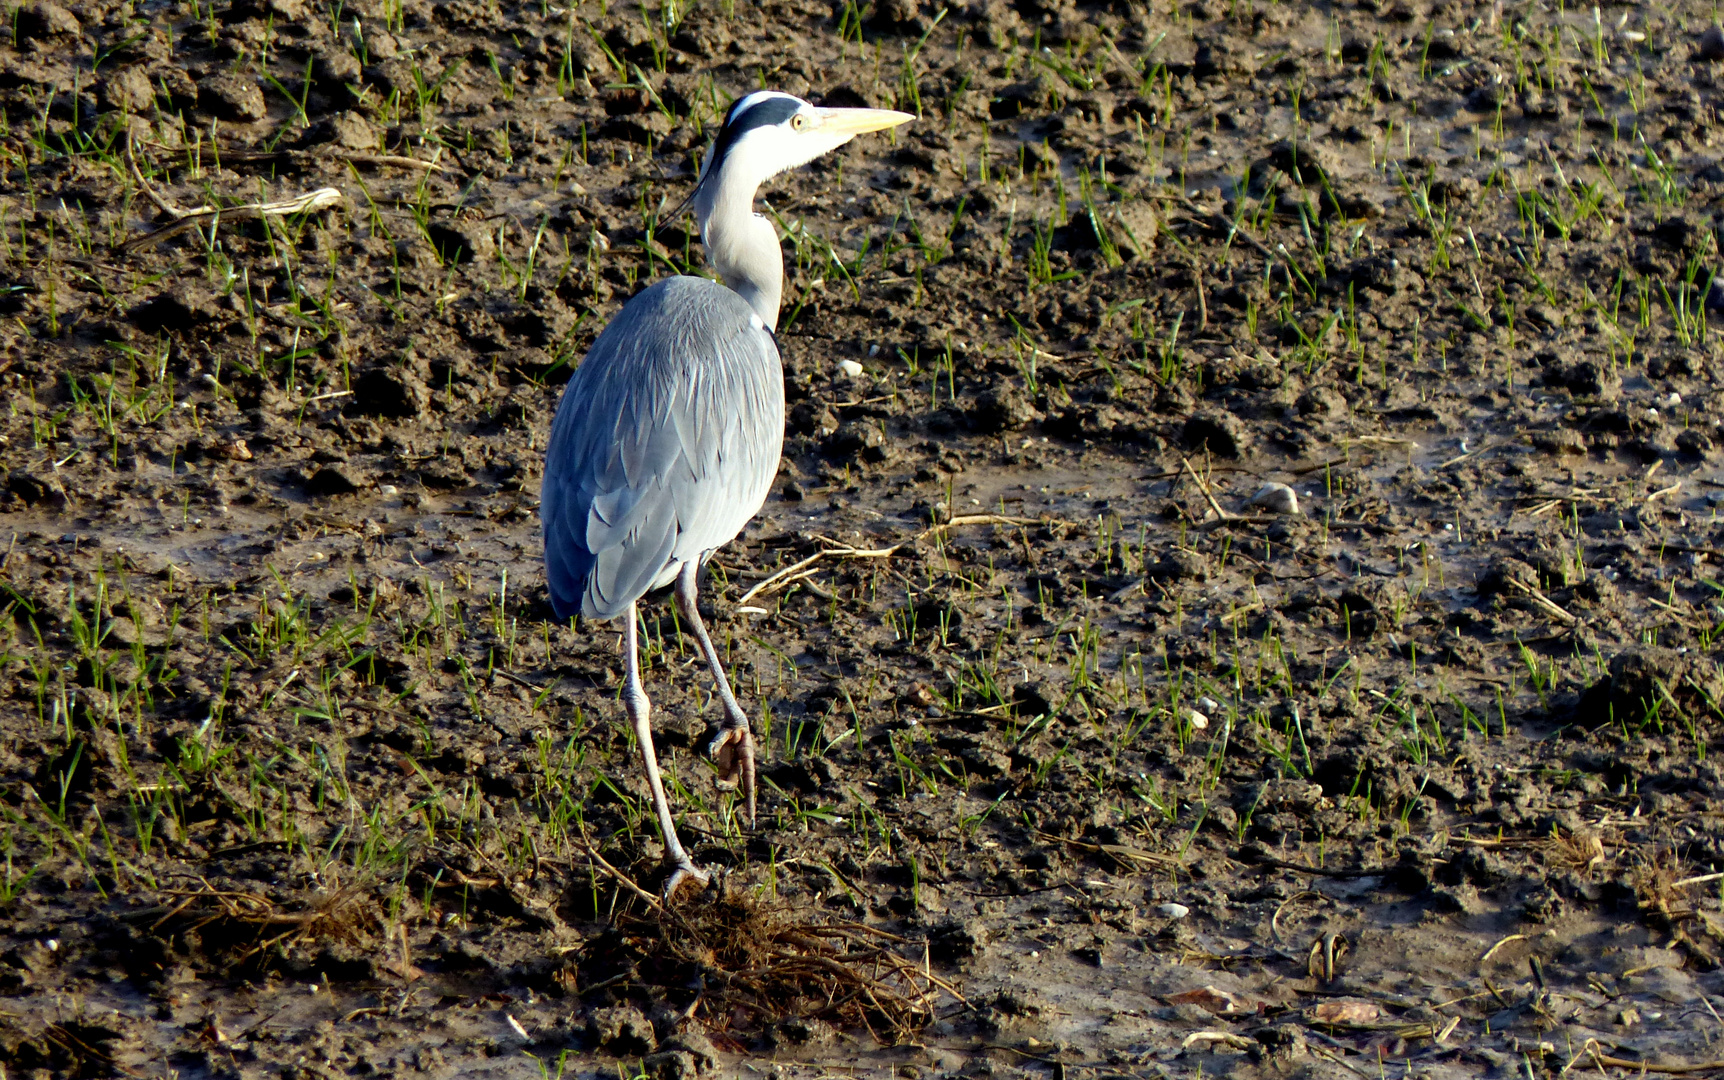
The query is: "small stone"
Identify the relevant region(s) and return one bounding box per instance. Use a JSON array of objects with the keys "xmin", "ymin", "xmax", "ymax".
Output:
[
  {"xmin": 1248, "ymin": 482, "xmax": 1300, "ymax": 515},
  {"xmin": 200, "ymin": 74, "xmax": 267, "ymax": 122},
  {"xmin": 1702, "ymin": 26, "xmax": 1724, "ymax": 60},
  {"xmin": 838, "ymin": 359, "xmax": 865, "ymax": 378},
  {"xmin": 1157, "ymin": 902, "xmax": 1191, "ymax": 919},
  {"xmin": 1187, "ymin": 710, "xmax": 1209, "ymax": 730}
]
